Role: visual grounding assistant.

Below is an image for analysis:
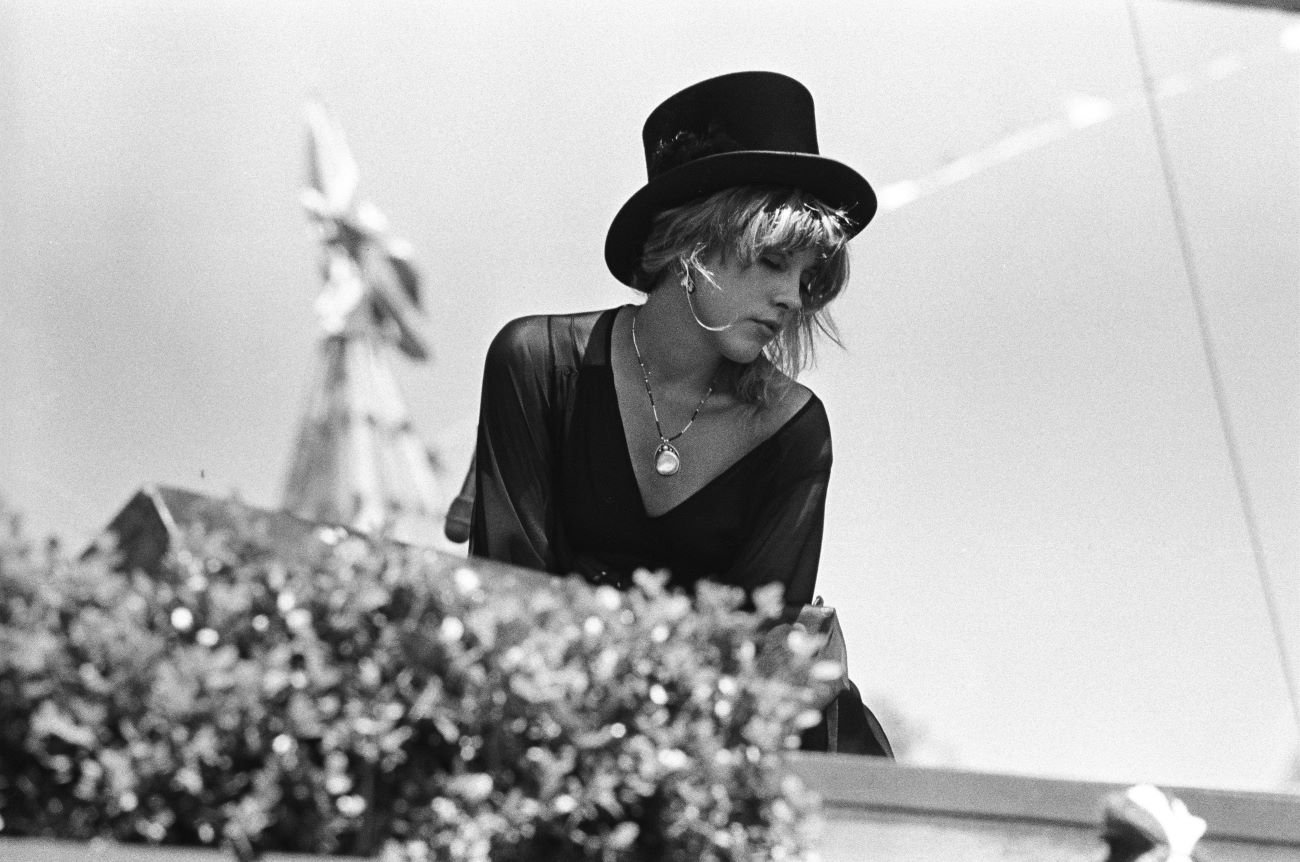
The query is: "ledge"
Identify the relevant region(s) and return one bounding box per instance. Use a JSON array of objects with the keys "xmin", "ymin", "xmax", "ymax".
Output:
[{"xmin": 789, "ymin": 754, "xmax": 1300, "ymax": 861}]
